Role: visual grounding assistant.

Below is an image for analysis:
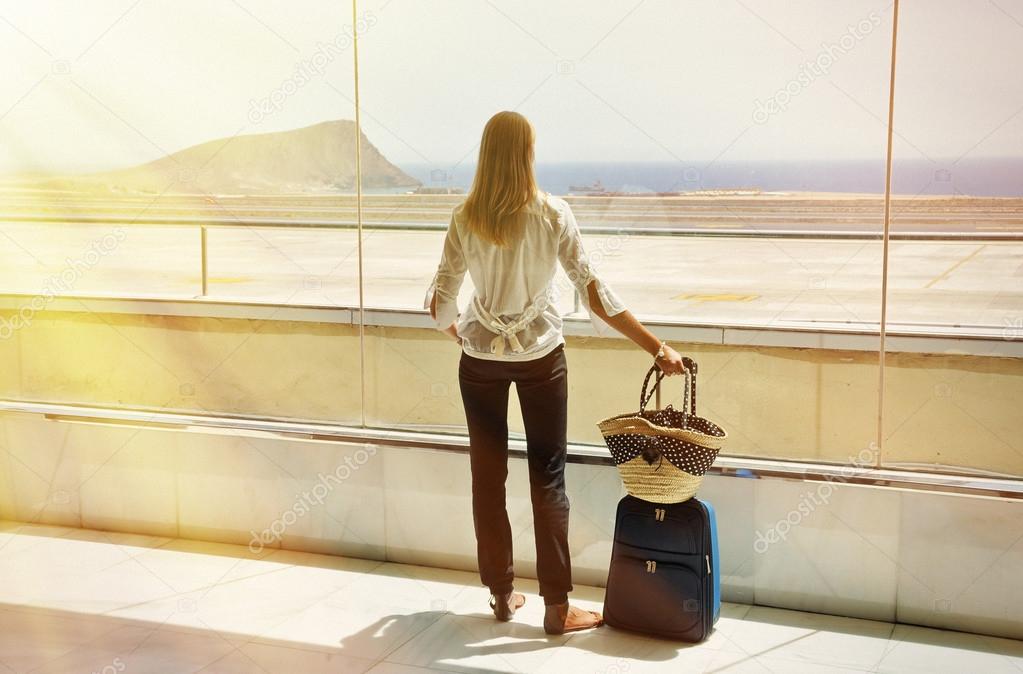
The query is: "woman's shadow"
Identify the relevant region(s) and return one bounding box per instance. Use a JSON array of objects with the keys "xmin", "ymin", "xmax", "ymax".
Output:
[{"xmin": 335, "ymin": 607, "xmax": 683, "ymax": 672}]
